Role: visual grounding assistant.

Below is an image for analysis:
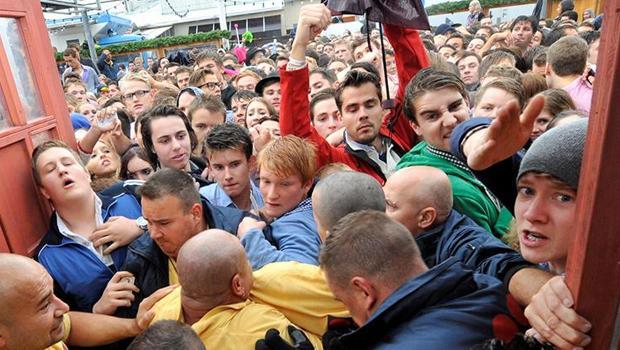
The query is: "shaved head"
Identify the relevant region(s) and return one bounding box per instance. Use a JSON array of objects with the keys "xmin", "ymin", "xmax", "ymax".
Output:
[
  {"xmin": 312, "ymin": 171, "xmax": 385, "ymax": 240},
  {"xmin": 0, "ymin": 254, "xmax": 69, "ymax": 350},
  {"xmin": 383, "ymin": 166, "xmax": 453, "ymax": 235},
  {"xmin": 177, "ymin": 230, "xmax": 252, "ymax": 306}
]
